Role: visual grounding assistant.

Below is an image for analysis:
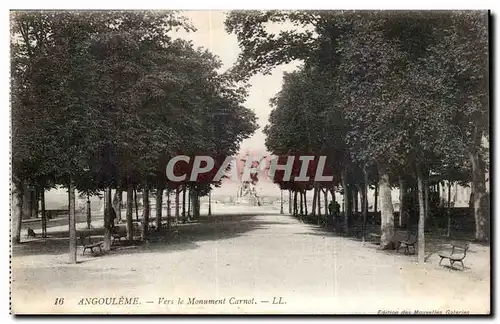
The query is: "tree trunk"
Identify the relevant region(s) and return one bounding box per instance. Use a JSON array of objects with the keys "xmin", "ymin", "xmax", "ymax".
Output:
[
  {"xmin": 424, "ymin": 179, "xmax": 429, "ymax": 224},
  {"xmin": 68, "ymin": 178, "xmax": 77, "ymax": 264},
  {"xmin": 317, "ymin": 188, "xmax": 321, "ymax": 225},
  {"xmin": 142, "ymin": 186, "xmax": 150, "ymax": 241},
  {"xmin": 22, "ymin": 188, "xmax": 30, "ymax": 220},
  {"xmin": 417, "ymin": 168, "xmax": 426, "ymax": 264},
  {"xmin": 470, "ymin": 151, "xmax": 488, "ymax": 241},
  {"xmin": 357, "ymin": 184, "xmax": 363, "ymax": 217},
  {"xmin": 103, "ymin": 188, "xmax": 112, "ymax": 251},
  {"xmin": 299, "ymin": 190, "xmax": 304, "ymax": 216},
  {"xmin": 156, "ymin": 188, "xmax": 163, "ymax": 231},
  {"xmin": 329, "ymin": 188, "xmax": 336, "ymax": 227},
  {"xmin": 12, "ymin": 180, "xmax": 24, "ymax": 244},
  {"xmin": 312, "ymin": 186, "xmax": 318, "ymax": 216},
  {"xmin": 280, "ymin": 190, "xmax": 284, "ymax": 214},
  {"xmin": 30, "ymin": 189, "xmax": 35, "ymax": 218},
  {"xmin": 28, "ymin": 189, "xmax": 36, "ymax": 219},
  {"xmin": 193, "ymin": 190, "xmax": 200, "ymax": 219},
  {"xmin": 362, "ymin": 169, "xmax": 369, "ymax": 242},
  {"xmin": 134, "ymin": 188, "xmax": 139, "ymax": 222},
  {"xmin": 208, "ymin": 190, "xmax": 212, "ymax": 216},
  {"xmin": 304, "ymin": 191, "xmax": 308, "ymax": 216},
  {"xmin": 189, "ymin": 189, "xmax": 195, "ymax": 219},
  {"xmin": 187, "ymin": 188, "xmax": 191, "ymax": 218},
  {"xmin": 86, "ymin": 194, "xmax": 91, "ymax": 230},
  {"xmin": 126, "ymin": 185, "xmax": 134, "ymax": 241},
  {"xmin": 447, "ymin": 181, "xmax": 452, "ymax": 238},
  {"xmin": 35, "ymin": 189, "xmax": 39, "ymax": 219},
  {"xmin": 348, "ymin": 186, "xmax": 354, "ymax": 217},
  {"xmin": 353, "ymin": 187, "xmax": 359, "ymax": 213},
  {"xmin": 374, "ymin": 183, "xmax": 379, "ymax": 212},
  {"xmin": 323, "ymin": 188, "xmax": 328, "ymax": 216},
  {"xmin": 196, "ymin": 194, "xmax": 201, "ymax": 218},
  {"xmin": 116, "ymin": 190, "xmax": 122, "ymax": 223},
  {"xmin": 41, "ymin": 189, "xmax": 47, "ymax": 238},
  {"xmin": 197, "ymin": 194, "xmax": 201, "ymax": 218},
  {"xmin": 112, "ymin": 189, "xmax": 118, "ymax": 211},
  {"xmin": 440, "ymin": 183, "xmax": 446, "ymax": 208},
  {"xmin": 293, "ymin": 191, "xmax": 298, "ymax": 216},
  {"xmin": 399, "ymin": 177, "xmax": 406, "ymax": 228},
  {"xmin": 288, "ymin": 190, "xmax": 292, "ymax": 214},
  {"xmin": 182, "ymin": 186, "xmax": 186, "ymax": 224},
  {"xmin": 175, "ymin": 187, "xmax": 180, "ymax": 222},
  {"xmin": 378, "ymin": 164, "xmax": 394, "ymax": 249},
  {"xmin": 113, "ymin": 188, "xmax": 122, "ymax": 223},
  {"xmin": 166, "ymin": 189, "xmax": 171, "ymax": 229},
  {"xmin": 341, "ymin": 169, "xmax": 350, "ymax": 233}
]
